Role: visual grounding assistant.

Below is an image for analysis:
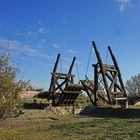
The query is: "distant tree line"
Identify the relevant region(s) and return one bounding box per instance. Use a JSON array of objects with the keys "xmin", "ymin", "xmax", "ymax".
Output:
[{"xmin": 126, "ymin": 73, "xmax": 140, "ymax": 97}]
